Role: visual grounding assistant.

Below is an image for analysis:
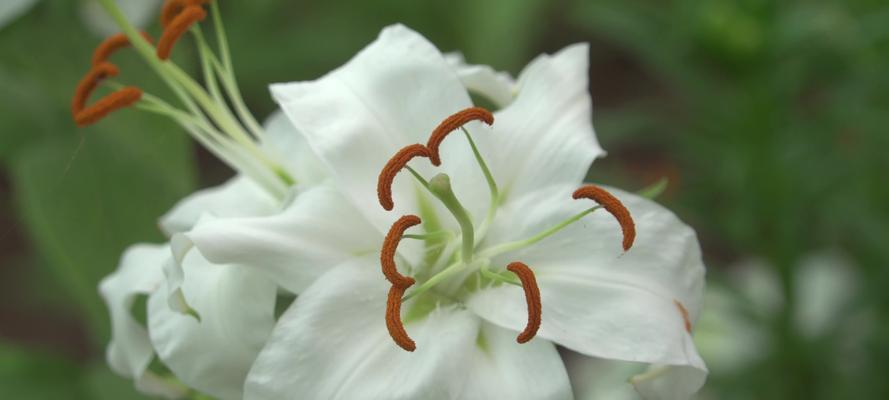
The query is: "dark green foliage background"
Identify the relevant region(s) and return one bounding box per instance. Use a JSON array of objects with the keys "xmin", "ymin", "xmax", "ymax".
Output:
[{"xmin": 0, "ymin": 0, "xmax": 886, "ymax": 398}]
